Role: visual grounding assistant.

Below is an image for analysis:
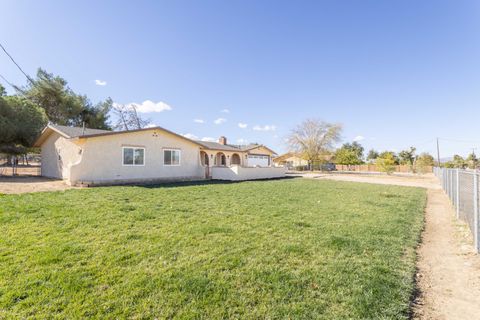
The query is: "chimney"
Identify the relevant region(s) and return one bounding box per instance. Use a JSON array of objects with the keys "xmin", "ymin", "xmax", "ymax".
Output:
[{"xmin": 218, "ymin": 136, "xmax": 227, "ymax": 145}]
